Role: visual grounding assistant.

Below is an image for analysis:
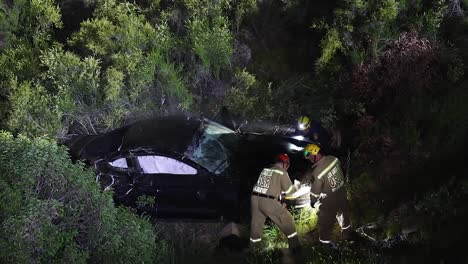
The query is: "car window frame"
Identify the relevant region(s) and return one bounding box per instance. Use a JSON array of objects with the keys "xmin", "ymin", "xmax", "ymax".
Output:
[
  {"xmin": 108, "ymin": 157, "xmax": 130, "ymax": 170},
  {"xmin": 102, "ymin": 151, "xmax": 136, "ymax": 172},
  {"xmin": 184, "ymin": 119, "xmax": 239, "ymax": 175}
]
